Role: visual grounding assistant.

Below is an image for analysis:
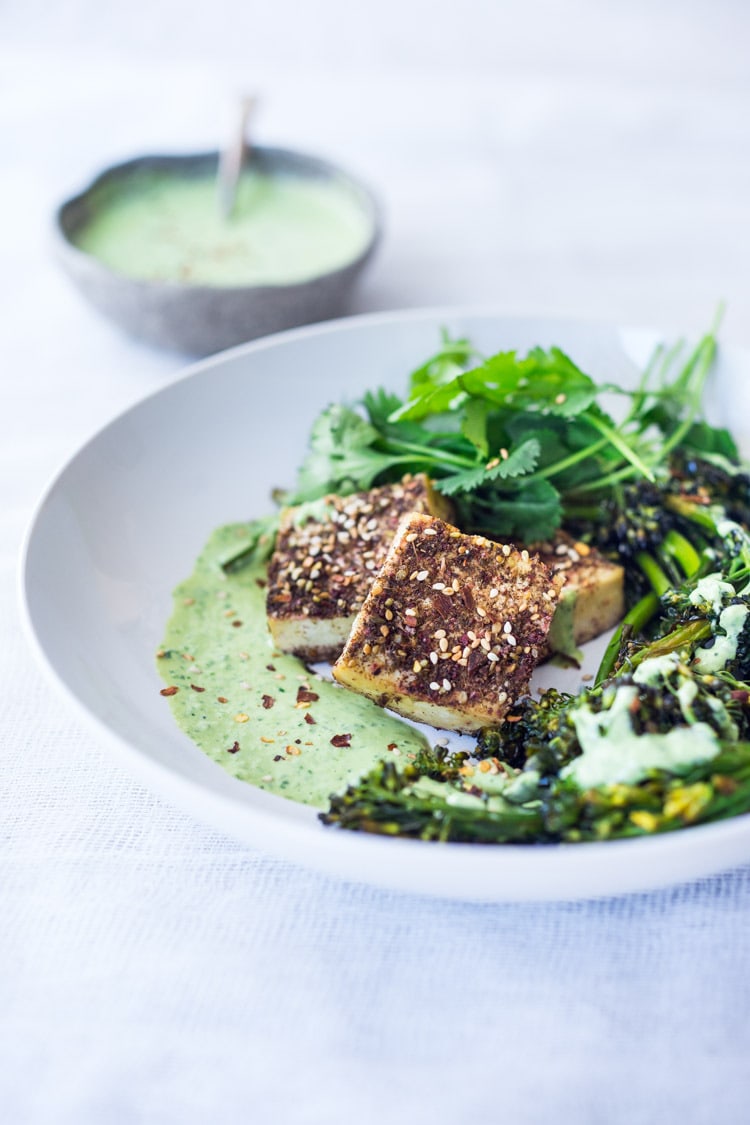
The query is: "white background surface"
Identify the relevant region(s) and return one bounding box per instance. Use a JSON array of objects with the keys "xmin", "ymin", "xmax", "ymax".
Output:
[{"xmin": 4, "ymin": 2, "xmax": 750, "ymax": 1122}]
